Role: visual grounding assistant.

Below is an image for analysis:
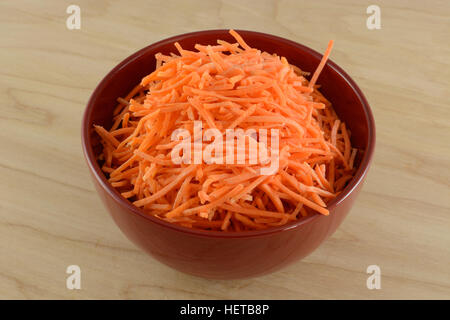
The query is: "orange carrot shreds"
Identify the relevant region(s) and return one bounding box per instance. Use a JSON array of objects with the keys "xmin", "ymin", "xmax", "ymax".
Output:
[
  {"xmin": 308, "ymin": 40, "xmax": 334, "ymax": 89},
  {"xmin": 94, "ymin": 125, "xmax": 120, "ymax": 148},
  {"xmin": 94, "ymin": 30, "xmax": 358, "ymax": 231},
  {"xmin": 133, "ymin": 164, "xmax": 197, "ymax": 207}
]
